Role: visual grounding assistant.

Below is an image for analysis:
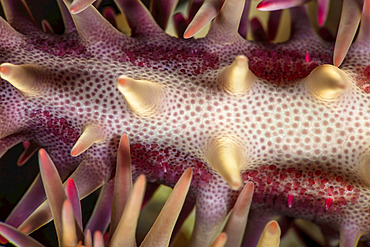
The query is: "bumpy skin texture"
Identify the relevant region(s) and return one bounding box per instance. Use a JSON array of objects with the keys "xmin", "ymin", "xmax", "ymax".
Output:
[{"xmin": 0, "ymin": 0, "xmax": 369, "ymax": 246}]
